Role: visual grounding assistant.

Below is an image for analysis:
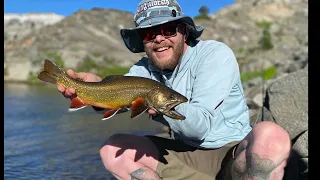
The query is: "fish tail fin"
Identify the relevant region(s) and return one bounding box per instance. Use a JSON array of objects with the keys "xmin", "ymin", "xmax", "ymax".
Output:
[{"xmin": 38, "ymin": 59, "xmax": 65, "ymax": 84}]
